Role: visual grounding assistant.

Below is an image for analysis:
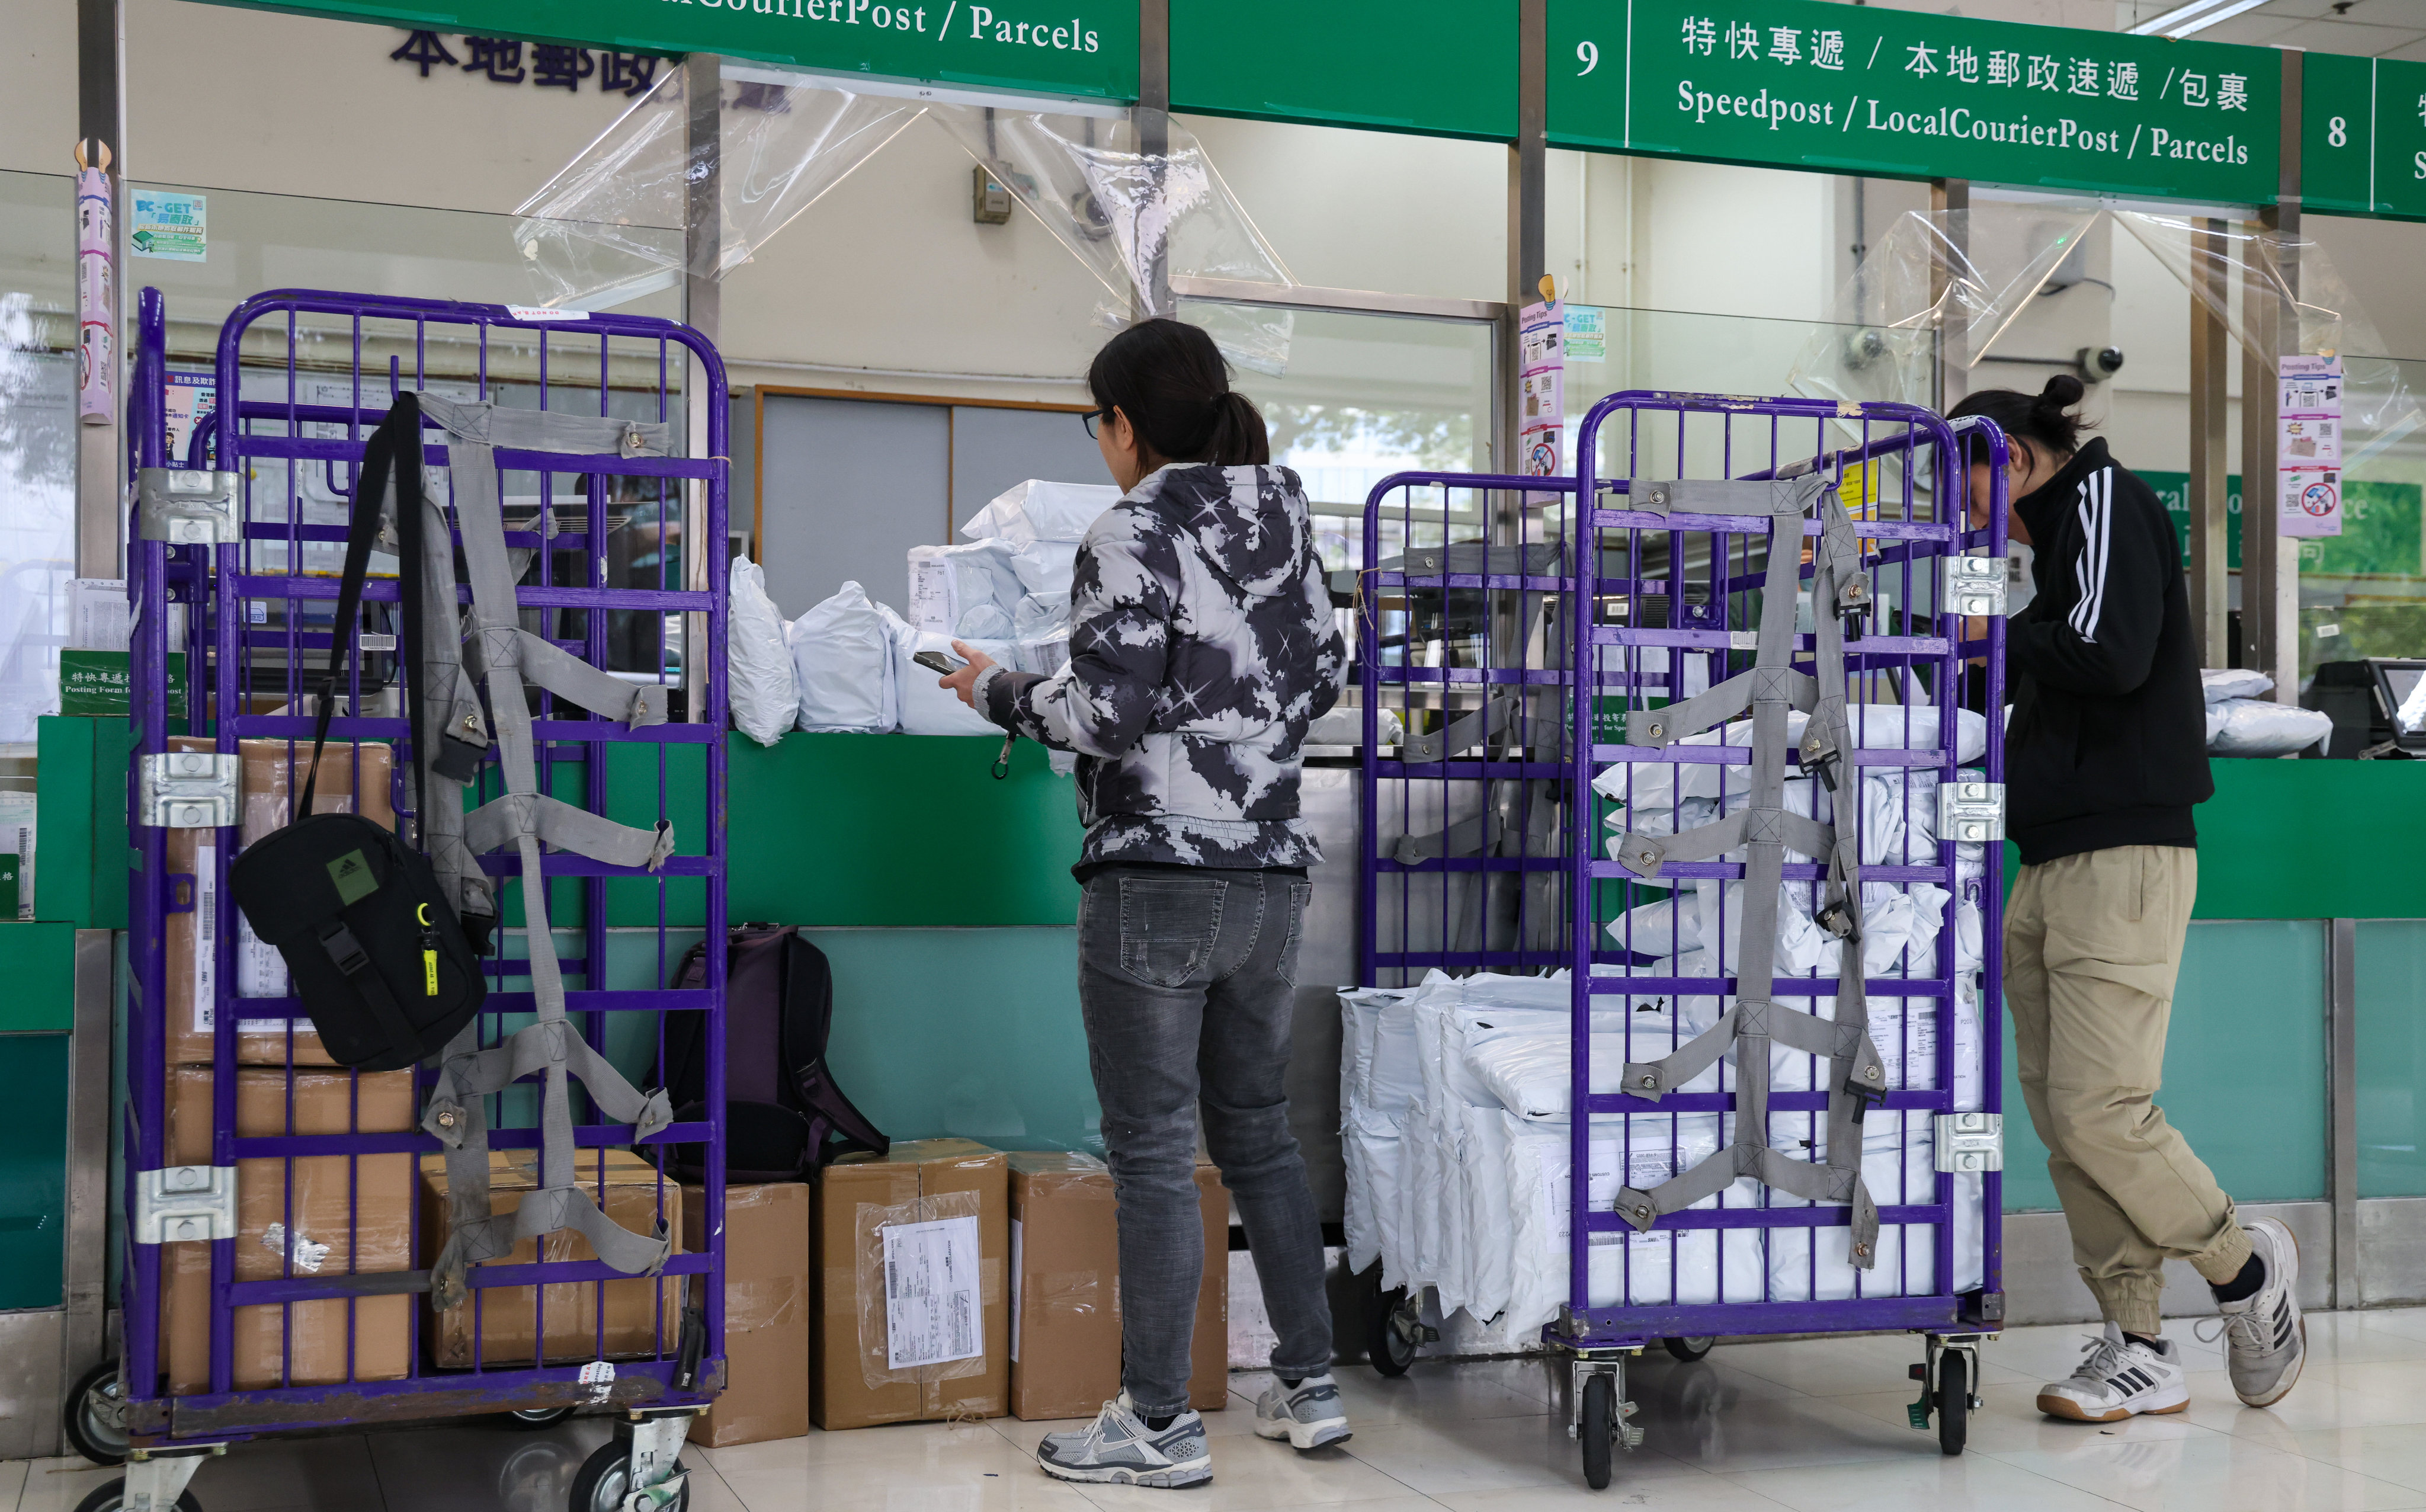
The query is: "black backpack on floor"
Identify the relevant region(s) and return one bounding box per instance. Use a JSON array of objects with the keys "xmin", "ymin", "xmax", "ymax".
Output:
[{"xmin": 650, "ymin": 925, "xmax": 888, "ymax": 1182}]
